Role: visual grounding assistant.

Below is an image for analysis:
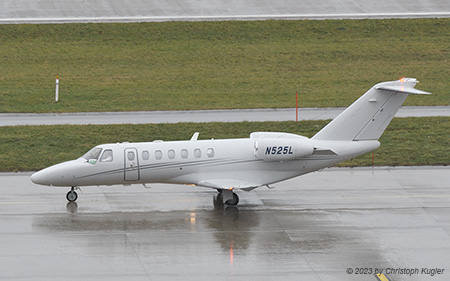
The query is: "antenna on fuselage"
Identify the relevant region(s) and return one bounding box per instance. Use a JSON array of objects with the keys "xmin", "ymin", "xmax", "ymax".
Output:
[{"xmin": 190, "ymin": 132, "xmax": 199, "ymax": 141}]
